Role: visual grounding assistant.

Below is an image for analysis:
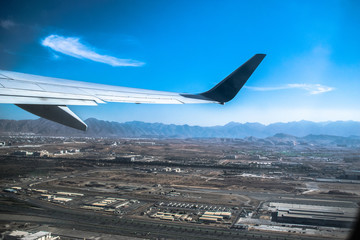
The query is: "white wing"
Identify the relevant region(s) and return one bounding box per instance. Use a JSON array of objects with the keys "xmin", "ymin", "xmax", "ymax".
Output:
[
  {"xmin": 0, "ymin": 69, "xmax": 216, "ymax": 105},
  {"xmin": 0, "ymin": 54, "xmax": 265, "ymax": 130}
]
